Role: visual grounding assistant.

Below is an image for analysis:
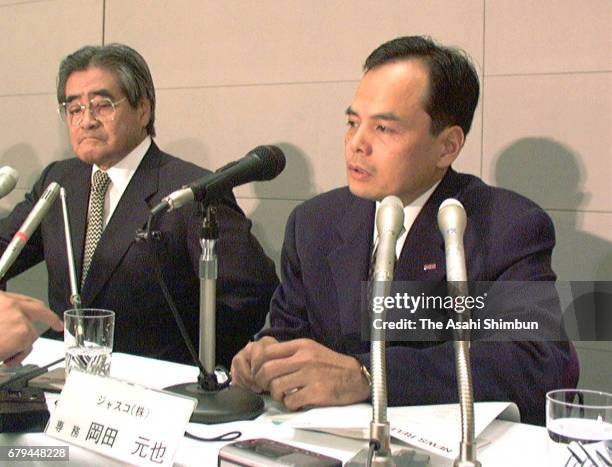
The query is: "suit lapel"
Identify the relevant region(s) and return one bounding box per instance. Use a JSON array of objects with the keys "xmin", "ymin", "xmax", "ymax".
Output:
[
  {"xmin": 327, "ymin": 194, "xmax": 375, "ymax": 341},
  {"xmin": 67, "ymin": 163, "xmax": 93, "ymax": 280},
  {"xmin": 80, "ymin": 144, "xmax": 161, "ymax": 303}
]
